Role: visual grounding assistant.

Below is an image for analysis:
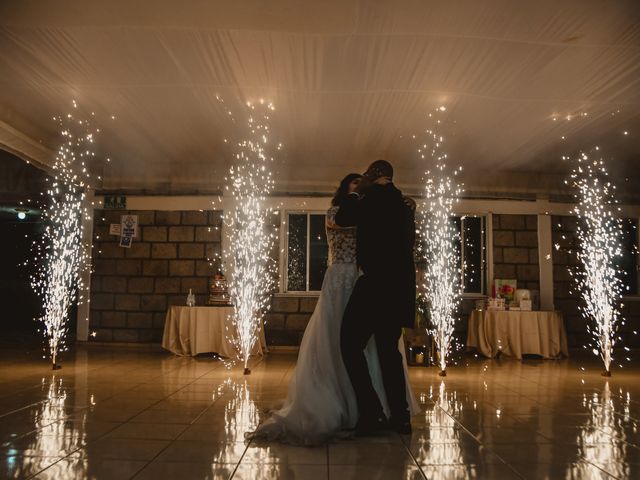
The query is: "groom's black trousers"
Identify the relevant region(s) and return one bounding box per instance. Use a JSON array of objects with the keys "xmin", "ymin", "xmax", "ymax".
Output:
[{"xmin": 340, "ymin": 274, "xmax": 409, "ymax": 422}]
